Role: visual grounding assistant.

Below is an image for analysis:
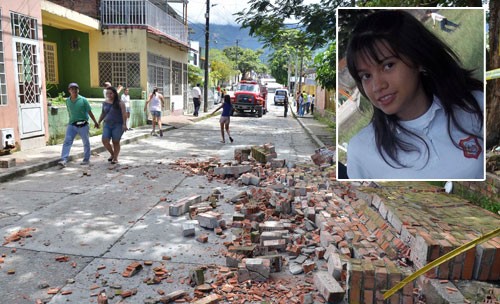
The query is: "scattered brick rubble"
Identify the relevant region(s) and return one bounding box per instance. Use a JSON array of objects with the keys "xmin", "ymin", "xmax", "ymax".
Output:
[
  {"xmin": 4, "ymin": 144, "xmax": 498, "ymax": 303},
  {"xmin": 167, "ymin": 144, "xmax": 500, "ymax": 304}
]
